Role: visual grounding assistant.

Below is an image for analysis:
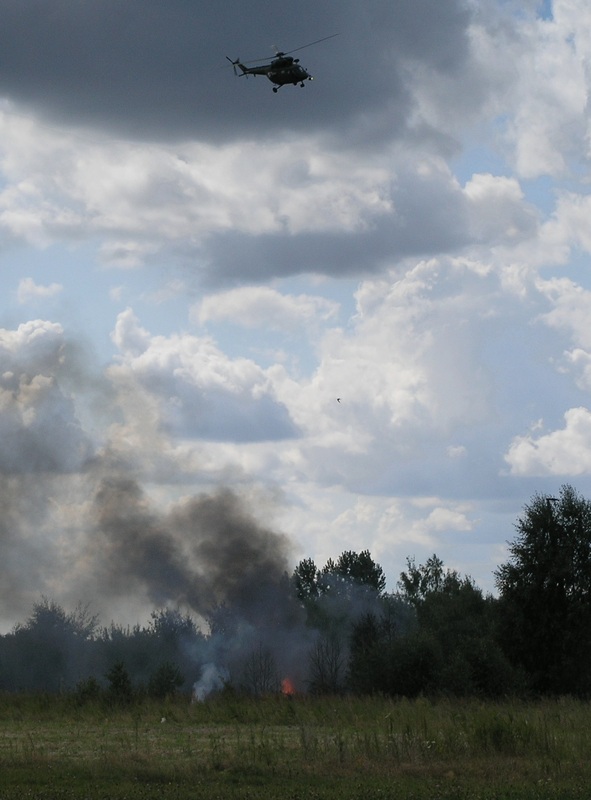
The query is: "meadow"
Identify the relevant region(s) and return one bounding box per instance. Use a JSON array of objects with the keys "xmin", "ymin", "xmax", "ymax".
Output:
[{"xmin": 1, "ymin": 692, "xmax": 591, "ymax": 799}]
